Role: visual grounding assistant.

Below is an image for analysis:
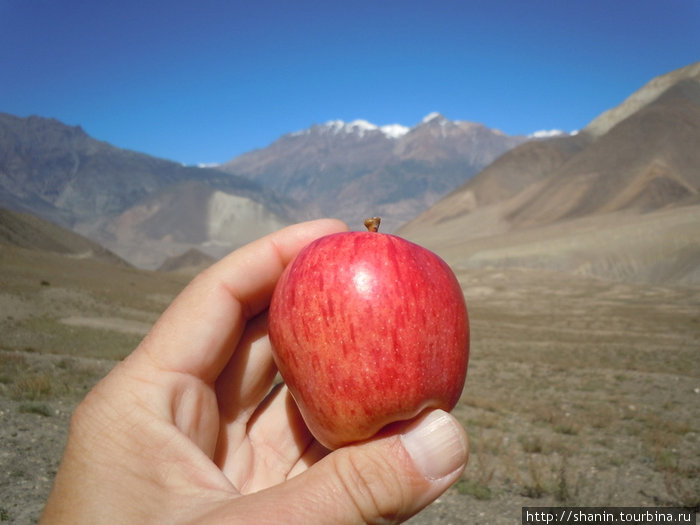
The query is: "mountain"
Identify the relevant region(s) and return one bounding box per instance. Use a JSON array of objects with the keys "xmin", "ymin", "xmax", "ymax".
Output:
[
  {"xmin": 84, "ymin": 178, "xmax": 303, "ymax": 268},
  {"xmin": 398, "ymin": 62, "xmax": 700, "ymax": 284},
  {"xmin": 0, "ymin": 113, "xmax": 310, "ymax": 268},
  {"xmin": 0, "ymin": 207, "xmax": 127, "ymax": 266},
  {"xmin": 0, "ymin": 110, "xmax": 525, "ymax": 266},
  {"xmin": 584, "ymin": 62, "xmax": 700, "ymax": 137},
  {"xmin": 157, "ymin": 247, "xmax": 217, "ymax": 274},
  {"xmin": 220, "ymin": 113, "xmax": 527, "ymax": 231}
]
